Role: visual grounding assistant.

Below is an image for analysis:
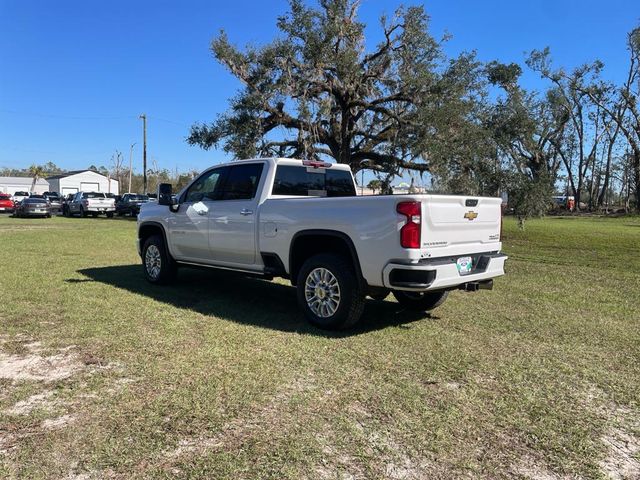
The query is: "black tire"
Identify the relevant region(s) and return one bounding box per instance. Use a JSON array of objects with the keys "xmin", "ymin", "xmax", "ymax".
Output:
[
  {"xmin": 142, "ymin": 234, "xmax": 177, "ymax": 284},
  {"xmin": 393, "ymin": 290, "xmax": 449, "ymax": 311},
  {"xmin": 296, "ymin": 253, "xmax": 365, "ymax": 330},
  {"xmin": 106, "ymin": 212, "xmax": 114, "ymax": 218},
  {"xmin": 80, "ymin": 206, "xmax": 87, "ymax": 218},
  {"xmin": 46, "ymin": 213, "xmax": 51, "ymax": 218}
]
